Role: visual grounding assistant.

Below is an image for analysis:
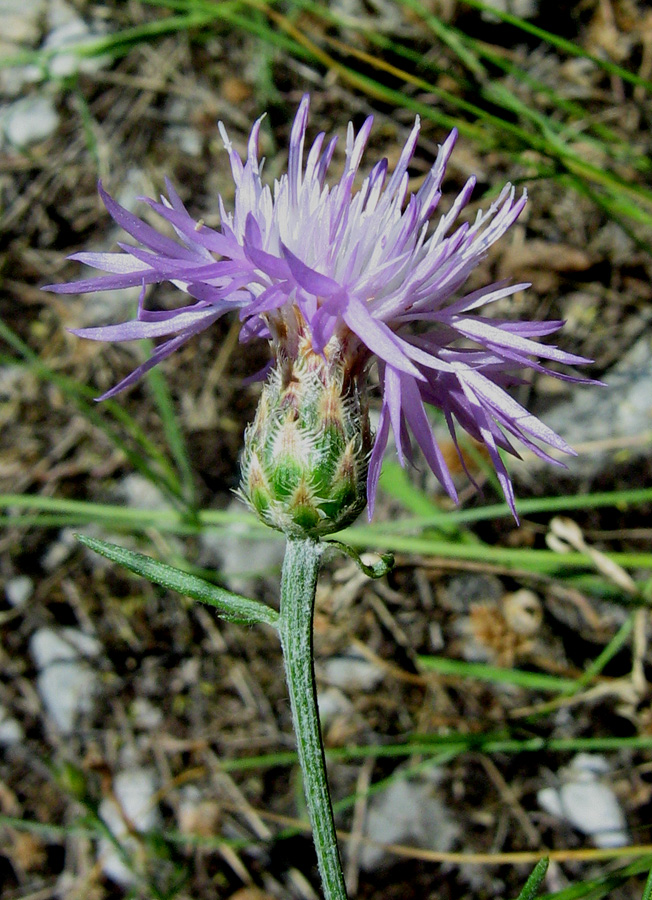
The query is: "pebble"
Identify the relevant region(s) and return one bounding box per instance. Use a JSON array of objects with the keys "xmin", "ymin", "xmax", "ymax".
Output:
[
  {"xmin": 0, "ymin": 95, "xmax": 59, "ymax": 148},
  {"xmin": 198, "ymin": 499, "xmax": 285, "ymax": 596},
  {"xmin": 0, "ymin": 704, "xmax": 24, "ymax": 746},
  {"xmin": 77, "ymin": 284, "xmax": 144, "ymax": 328},
  {"xmin": 98, "ymin": 768, "xmax": 161, "ymax": 886},
  {"xmin": 117, "ymin": 473, "xmax": 170, "ymax": 511},
  {"xmin": 519, "ymin": 334, "xmax": 652, "ymax": 481},
  {"xmin": 166, "ymin": 125, "xmax": 203, "ymax": 157},
  {"xmin": 0, "ymin": 0, "xmax": 47, "ymax": 44},
  {"xmin": 39, "ymin": 0, "xmax": 109, "ymax": 79},
  {"xmin": 5, "ymin": 575, "xmax": 34, "ymax": 608},
  {"xmin": 317, "ymin": 686, "xmax": 353, "ymax": 729},
  {"xmin": 177, "ymin": 786, "xmax": 221, "ymax": 837},
  {"xmin": 321, "ymin": 647, "xmax": 384, "ymax": 692},
  {"xmin": 538, "ymin": 753, "xmax": 629, "ymax": 848},
  {"xmin": 29, "ymin": 627, "xmax": 102, "ymax": 735},
  {"xmin": 165, "ymin": 100, "xmax": 203, "ymax": 156},
  {"xmin": 129, "ymin": 697, "xmax": 163, "ymax": 730},
  {"xmin": 41, "ymin": 527, "xmax": 77, "ymax": 572},
  {"xmin": 361, "ymin": 774, "xmax": 459, "ymax": 870},
  {"xmin": 441, "ymin": 573, "xmax": 503, "ymax": 613},
  {"xmin": 0, "ymin": 365, "xmax": 38, "ymax": 402},
  {"xmin": 480, "ymin": 0, "xmax": 538, "ymax": 19}
]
